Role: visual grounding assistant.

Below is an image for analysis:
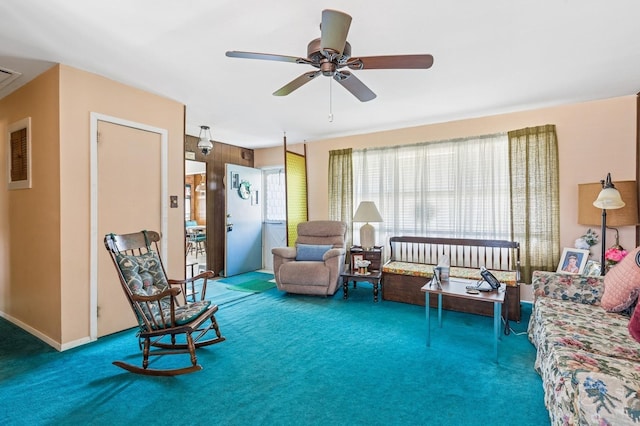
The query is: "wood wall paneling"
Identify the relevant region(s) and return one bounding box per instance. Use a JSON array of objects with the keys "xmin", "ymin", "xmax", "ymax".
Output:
[{"xmin": 185, "ymin": 135, "xmax": 254, "ymax": 276}]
